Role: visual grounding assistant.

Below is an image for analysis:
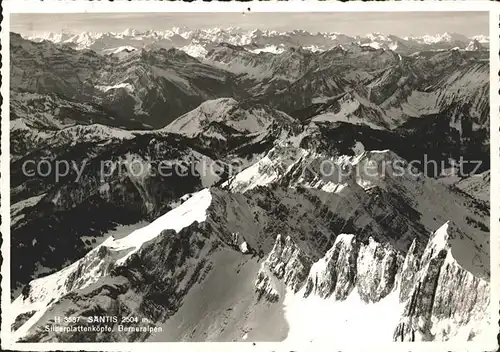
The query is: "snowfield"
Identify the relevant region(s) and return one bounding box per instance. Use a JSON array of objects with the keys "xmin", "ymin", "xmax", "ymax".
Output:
[{"xmin": 283, "ymin": 288, "xmax": 404, "ymax": 344}]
